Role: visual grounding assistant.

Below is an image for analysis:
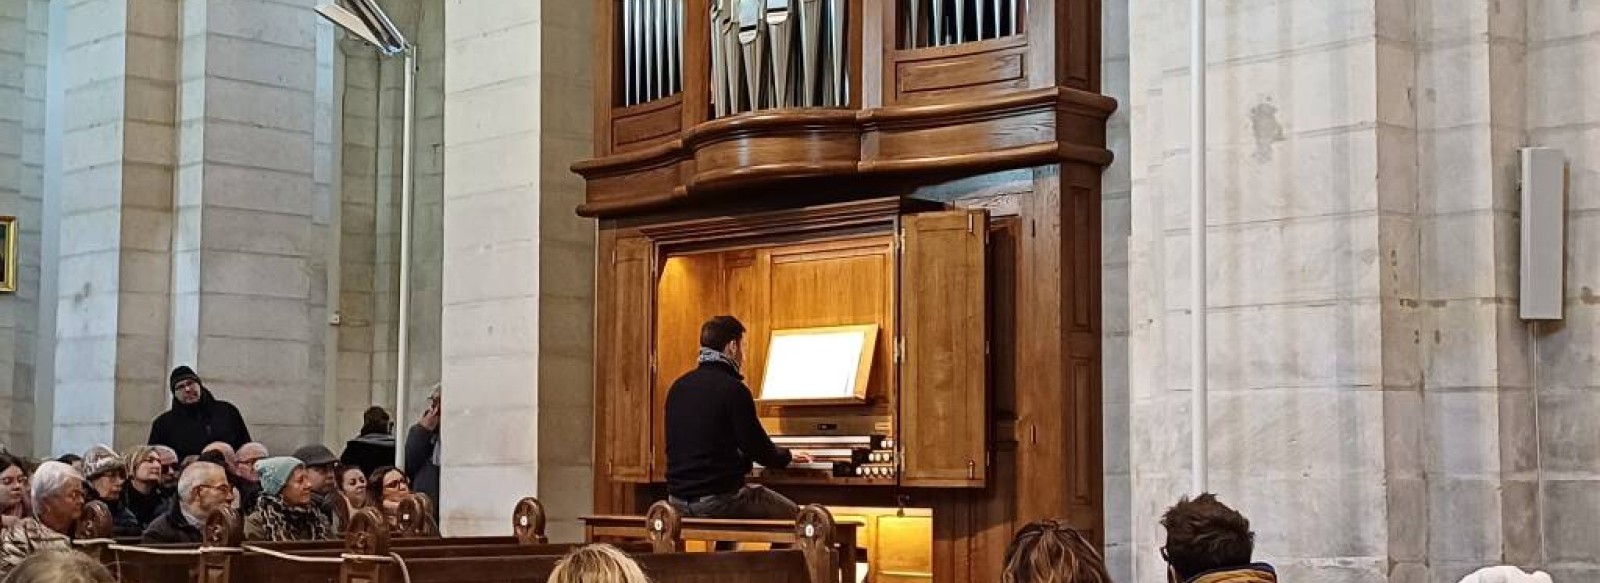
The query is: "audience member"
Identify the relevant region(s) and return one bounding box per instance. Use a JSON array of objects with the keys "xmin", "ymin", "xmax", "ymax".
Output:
[
  {"xmin": 546, "ymin": 544, "xmax": 650, "ymax": 583},
  {"xmin": 366, "ymin": 466, "xmax": 413, "ymax": 533},
  {"xmin": 242, "ymin": 457, "xmax": 332, "ymax": 542},
  {"xmin": 0, "ymin": 551, "xmax": 113, "ymax": 583},
  {"xmin": 199, "ymin": 446, "xmax": 258, "ymax": 514},
  {"xmin": 79, "ymin": 454, "xmax": 138, "ymax": 538},
  {"xmin": 292, "ymin": 445, "xmax": 342, "ymax": 527},
  {"xmin": 0, "ymin": 455, "xmax": 28, "ymax": 529},
  {"xmin": 118, "ymin": 446, "xmax": 172, "ymax": 529},
  {"xmin": 341, "ymin": 407, "xmax": 396, "ymax": 477},
  {"xmin": 151, "ymin": 446, "xmax": 179, "ymax": 490},
  {"xmin": 337, "ymin": 465, "xmax": 368, "ymax": 512},
  {"xmin": 235, "ymin": 443, "xmax": 268, "ymax": 487},
  {"xmin": 0, "ymin": 463, "xmax": 84, "ymax": 576},
  {"xmin": 404, "ymin": 385, "xmax": 442, "ymax": 507},
  {"xmin": 1160, "ymin": 494, "xmax": 1275, "ymax": 583},
  {"xmin": 1001, "ymin": 520, "xmax": 1112, "ymax": 583},
  {"xmin": 141, "ymin": 462, "xmax": 232, "ymax": 544},
  {"xmin": 147, "ymin": 366, "xmax": 252, "ymax": 458}
]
